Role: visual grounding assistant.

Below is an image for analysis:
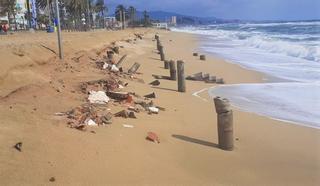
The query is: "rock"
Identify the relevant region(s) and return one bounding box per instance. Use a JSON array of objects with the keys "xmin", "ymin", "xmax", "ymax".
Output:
[{"xmin": 114, "ymin": 110, "xmax": 129, "ymax": 118}]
